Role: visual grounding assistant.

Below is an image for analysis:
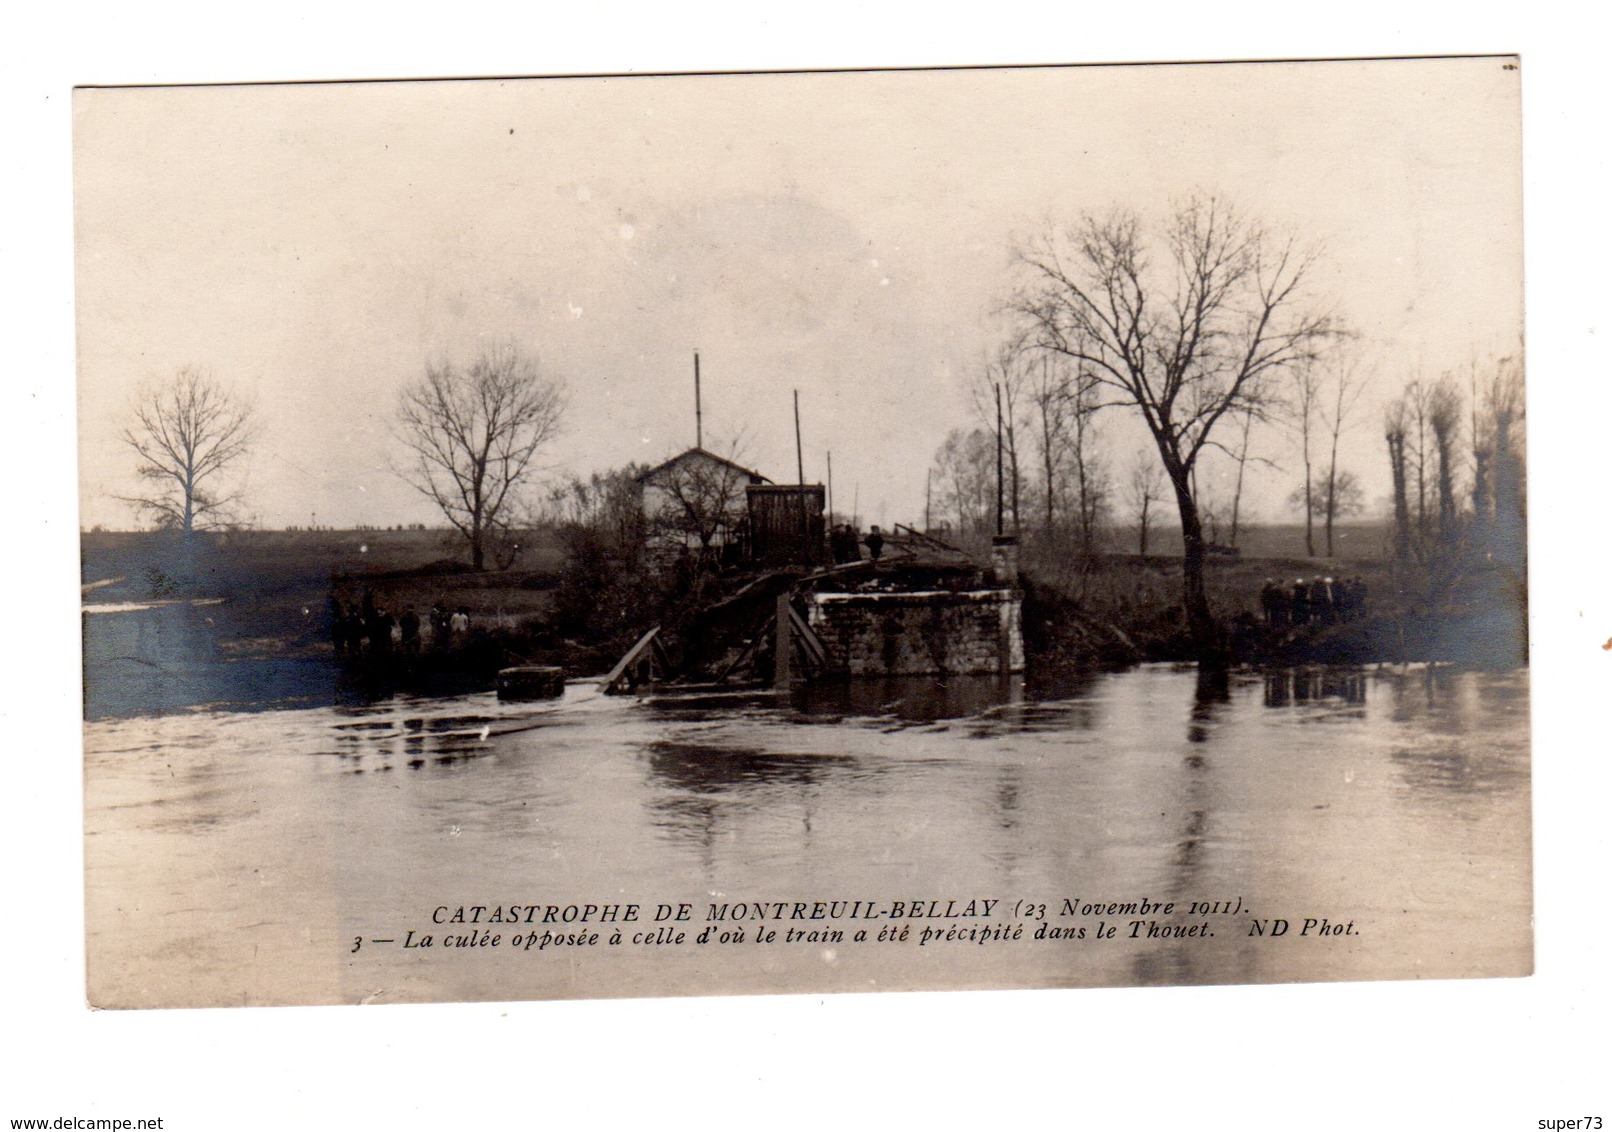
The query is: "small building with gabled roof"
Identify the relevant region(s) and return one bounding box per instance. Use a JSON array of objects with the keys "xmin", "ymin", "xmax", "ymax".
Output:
[{"xmin": 636, "ymin": 447, "xmax": 770, "ymax": 559}]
